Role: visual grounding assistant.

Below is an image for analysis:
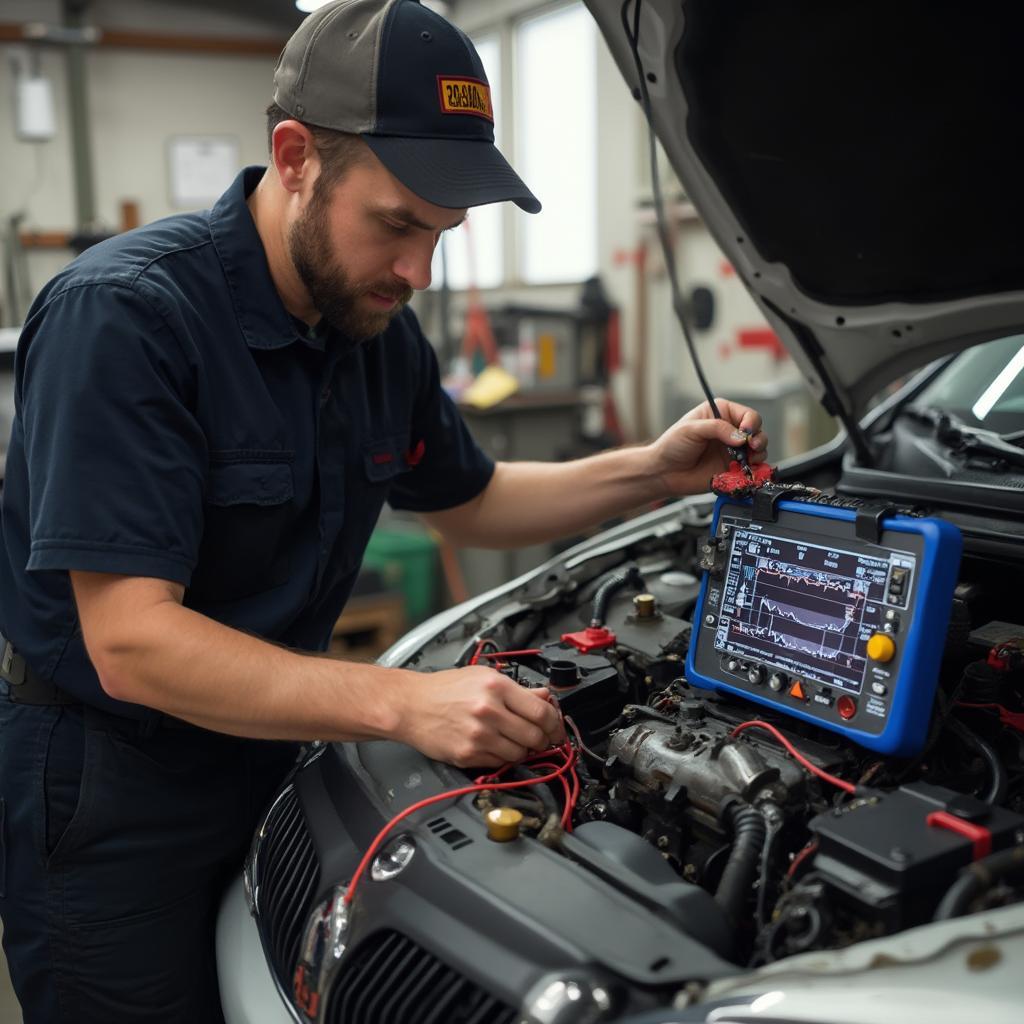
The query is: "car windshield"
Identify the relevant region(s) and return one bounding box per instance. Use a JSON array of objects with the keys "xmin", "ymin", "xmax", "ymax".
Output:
[{"xmin": 913, "ymin": 334, "xmax": 1024, "ymax": 435}]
